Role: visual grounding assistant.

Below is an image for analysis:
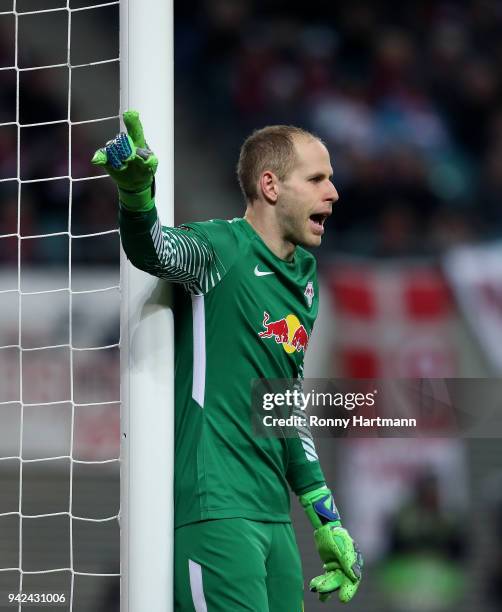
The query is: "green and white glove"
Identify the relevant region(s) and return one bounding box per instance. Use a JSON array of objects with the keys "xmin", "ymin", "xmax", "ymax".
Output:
[
  {"xmin": 91, "ymin": 110, "xmax": 158, "ymax": 211},
  {"xmin": 300, "ymin": 486, "xmax": 363, "ymax": 604}
]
